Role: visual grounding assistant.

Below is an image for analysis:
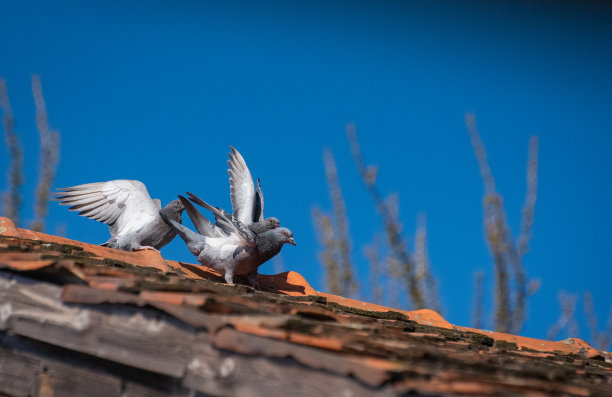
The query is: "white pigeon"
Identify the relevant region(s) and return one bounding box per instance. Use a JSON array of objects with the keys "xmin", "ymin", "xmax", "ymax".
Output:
[{"xmin": 53, "ymin": 180, "xmax": 184, "ymax": 251}]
